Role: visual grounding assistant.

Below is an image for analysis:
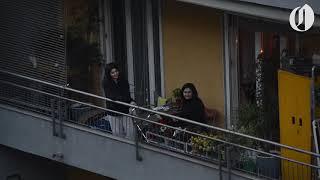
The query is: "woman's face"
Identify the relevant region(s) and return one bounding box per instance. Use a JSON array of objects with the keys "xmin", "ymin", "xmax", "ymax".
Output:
[
  {"xmin": 183, "ymin": 88, "xmax": 193, "ymax": 100},
  {"xmin": 110, "ymin": 68, "xmax": 119, "ymax": 80}
]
